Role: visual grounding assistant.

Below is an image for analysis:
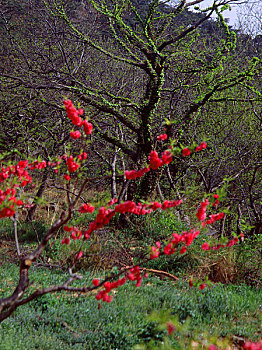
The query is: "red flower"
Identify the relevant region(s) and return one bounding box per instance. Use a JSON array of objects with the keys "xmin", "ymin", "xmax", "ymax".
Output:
[
  {"xmin": 199, "ymin": 283, "xmax": 206, "ymax": 290},
  {"xmin": 150, "ymin": 201, "xmax": 162, "ymax": 210},
  {"xmin": 182, "ymin": 148, "xmax": 191, "ymax": 157},
  {"xmin": 148, "ymin": 151, "xmax": 162, "ymax": 170},
  {"xmin": 196, "ymin": 198, "xmax": 209, "ymax": 221},
  {"xmin": 157, "ymin": 133, "xmax": 167, "ymax": 141},
  {"xmin": 64, "ymin": 174, "xmax": 71, "ymax": 181},
  {"xmin": 61, "ymin": 237, "xmax": 70, "ymax": 245},
  {"xmin": 209, "ymin": 346, "xmax": 217, "ymax": 350},
  {"xmin": 180, "ymin": 246, "xmax": 187, "ymax": 254},
  {"xmin": 244, "ymin": 340, "xmax": 262, "ymax": 350},
  {"xmin": 125, "ymin": 167, "xmax": 150, "ymax": 180},
  {"xmin": 77, "ymin": 251, "xmax": 83, "ymax": 259},
  {"xmin": 163, "ymin": 243, "xmax": 175, "ymax": 255},
  {"xmin": 195, "ymin": 142, "xmax": 207, "ymax": 152},
  {"xmin": 81, "ymin": 152, "xmax": 88, "ymax": 159},
  {"xmin": 66, "ymin": 156, "xmax": 80, "ymax": 173},
  {"xmin": 92, "ymin": 279, "xmax": 100, "ymax": 287},
  {"xmin": 115, "ymin": 201, "xmax": 136, "ymax": 214},
  {"xmin": 83, "ymin": 120, "xmax": 93, "ymax": 135},
  {"xmin": 202, "ymin": 242, "xmax": 210, "ymax": 251},
  {"xmin": 63, "ymin": 99, "xmax": 83, "ymax": 126},
  {"xmin": 18, "ymin": 160, "xmax": 28, "ymax": 168},
  {"xmin": 167, "ymin": 321, "xmax": 175, "ymax": 335},
  {"xmin": 71, "ymin": 230, "xmax": 82, "ymax": 240},
  {"xmin": 79, "ymin": 203, "xmax": 95, "ymax": 213},
  {"xmin": 161, "ymin": 150, "xmax": 173, "ymax": 165},
  {"xmin": 0, "ymin": 207, "xmax": 15, "ymax": 218},
  {"xmin": 150, "ymin": 245, "xmax": 160, "ymax": 259},
  {"xmin": 70, "ymin": 130, "xmax": 81, "ymax": 140}
]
